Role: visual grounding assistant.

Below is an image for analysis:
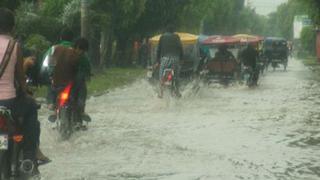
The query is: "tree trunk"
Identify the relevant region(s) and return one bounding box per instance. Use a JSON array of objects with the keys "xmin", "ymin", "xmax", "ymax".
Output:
[
  {"xmin": 115, "ymin": 37, "xmax": 128, "ymax": 67},
  {"xmin": 81, "ymin": 0, "xmax": 89, "ymax": 38},
  {"xmin": 89, "ymin": 30, "xmax": 101, "ymax": 67},
  {"xmin": 105, "ymin": 31, "xmax": 114, "ymax": 67},
  {"xmin": 100, "ymin": 30, "xmax": 108, "ymax": 67}
]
